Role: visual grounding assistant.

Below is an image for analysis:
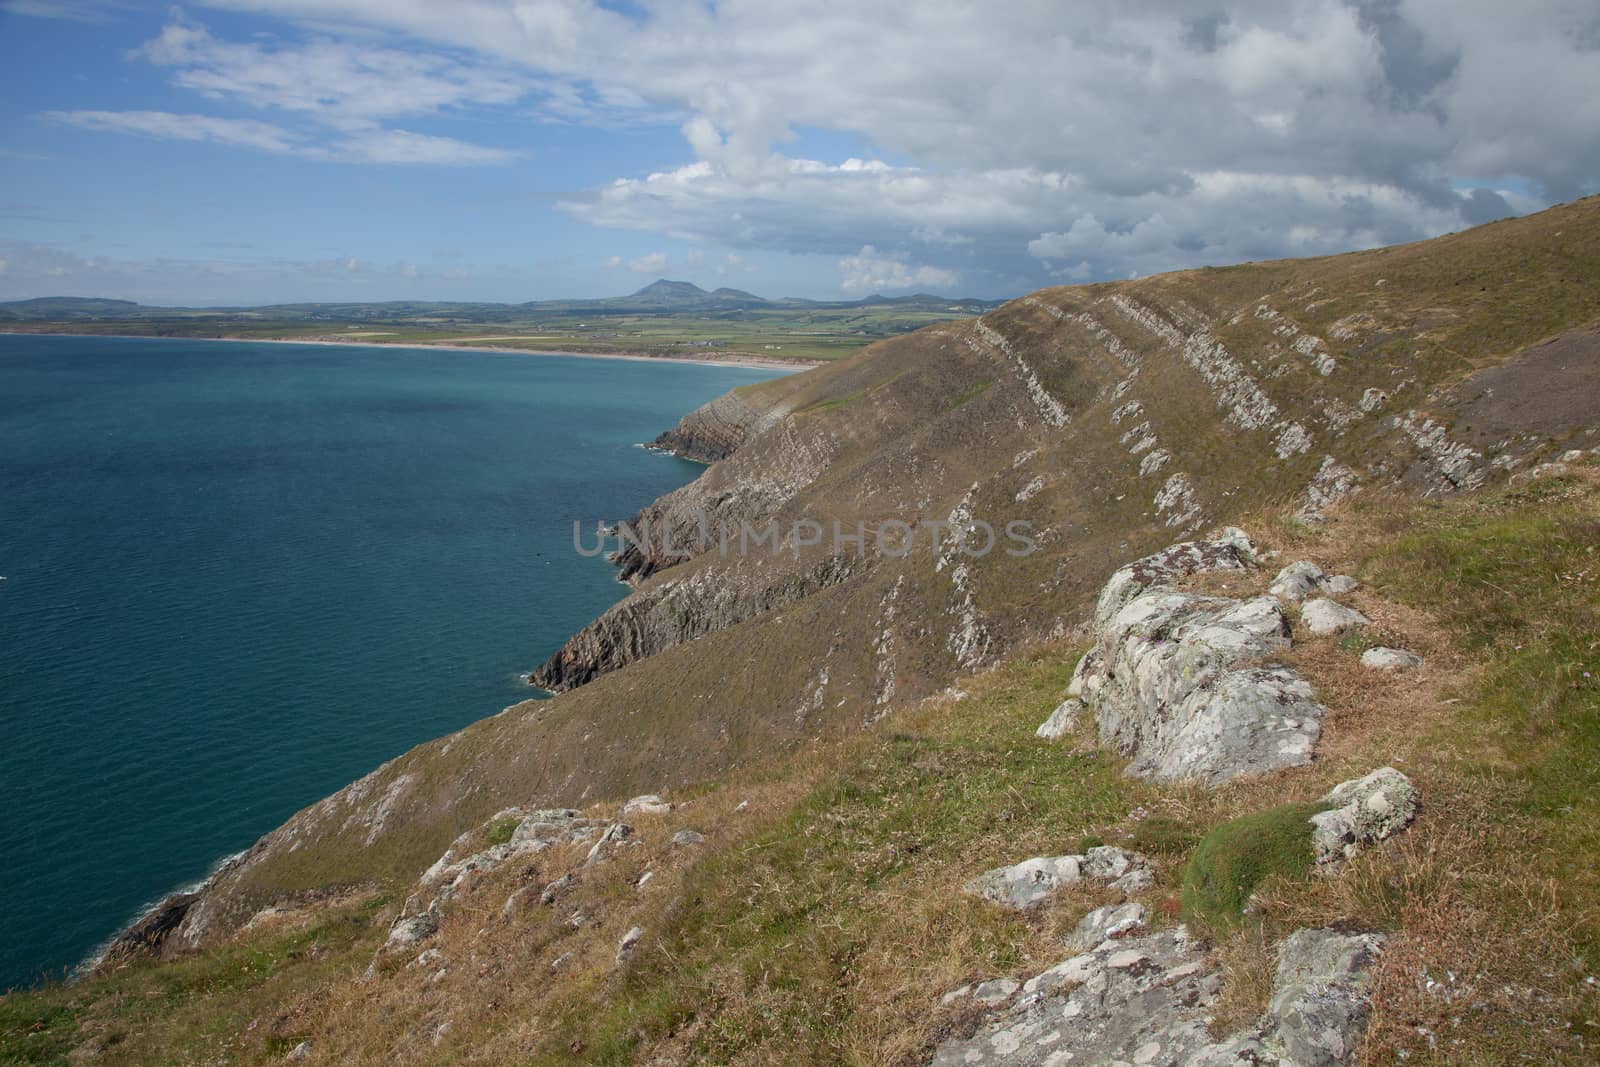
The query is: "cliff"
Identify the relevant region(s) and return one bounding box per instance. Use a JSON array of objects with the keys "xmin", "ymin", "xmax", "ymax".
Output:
[
  {"xmin": 14, "ymin": 198, "xmax": 1600, "ymax": 1066},
  {"xmin": 149, "ymin": 198, "xmax": 1600, "ymax": 957}
]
